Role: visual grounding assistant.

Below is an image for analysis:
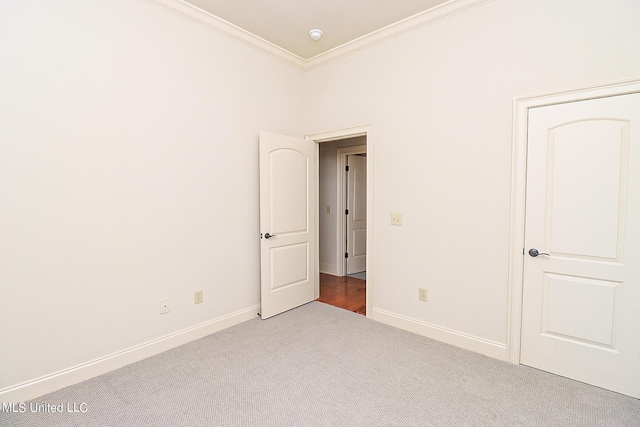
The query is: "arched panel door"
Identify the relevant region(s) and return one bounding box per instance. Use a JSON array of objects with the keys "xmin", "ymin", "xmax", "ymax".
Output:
[
  {"xmin": 259, "ymin": 132, "xmax": 316, "ymax": 319},
  {"xmin": 521, "ymin": 92, "xmax": 640, "ymax": 398}
]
